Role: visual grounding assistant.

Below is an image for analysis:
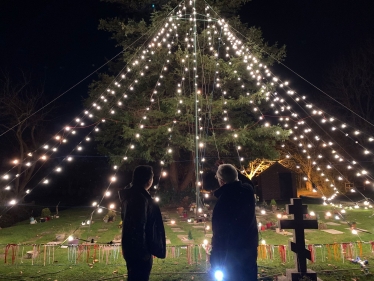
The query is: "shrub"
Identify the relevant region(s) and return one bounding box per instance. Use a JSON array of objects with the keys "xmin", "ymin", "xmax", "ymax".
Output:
[
  {"xmin": 41, "ymin": 208, "xmax": 51, "ymax": 218},
  {"xmin": 188, "ymin": 230, "xmax": 193, "ymax": 240},
  {"xmin": 270, "ymin": 199, "xmax": 277, "ymax": 206},
  {"xmin": 0, "ymin": 213, "xmax": 17, "ymax": 228}
]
